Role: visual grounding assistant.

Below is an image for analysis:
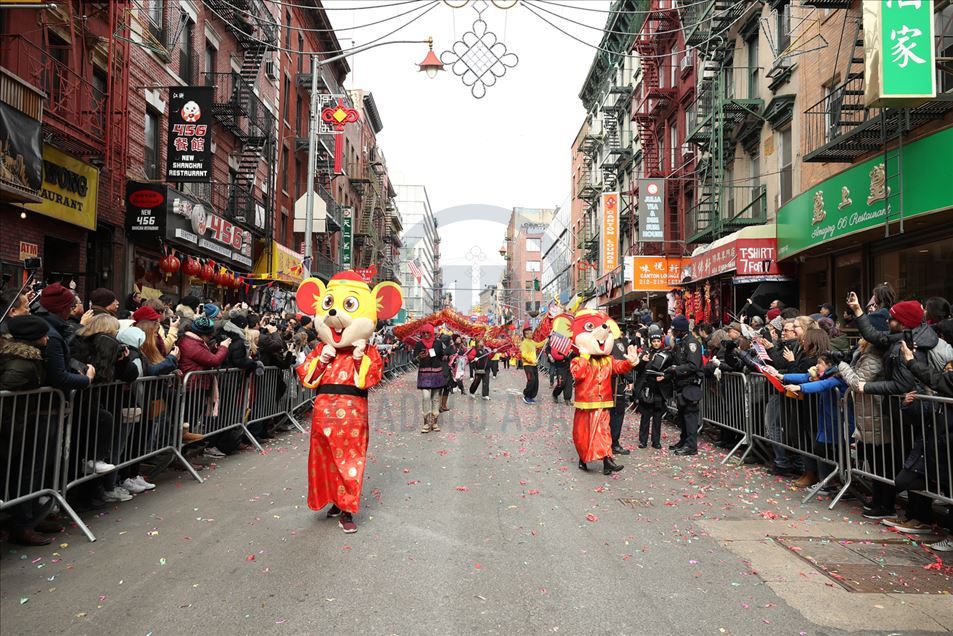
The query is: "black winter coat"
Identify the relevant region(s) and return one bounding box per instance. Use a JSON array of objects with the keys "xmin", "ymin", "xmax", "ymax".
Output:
[
  {"xmin": 70, "ymin": 333, "xmax": 139, "ymax": 385},
  {"xmin": 39, "ymin": 314, "xmax": 89, "ymax": 393},
  {"xmin": 0, "ymin": 337, "xmax": 46, "ymax": 391},
  {"xmin": 854, "ymin": 313, "xmax": 938, "ymax": 395}
]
